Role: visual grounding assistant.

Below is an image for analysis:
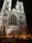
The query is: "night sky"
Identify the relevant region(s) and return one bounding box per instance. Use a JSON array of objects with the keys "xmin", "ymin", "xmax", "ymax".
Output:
[{"xmin": 0, "ymin": 0, "xmax": 32, "ymax": 32}]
